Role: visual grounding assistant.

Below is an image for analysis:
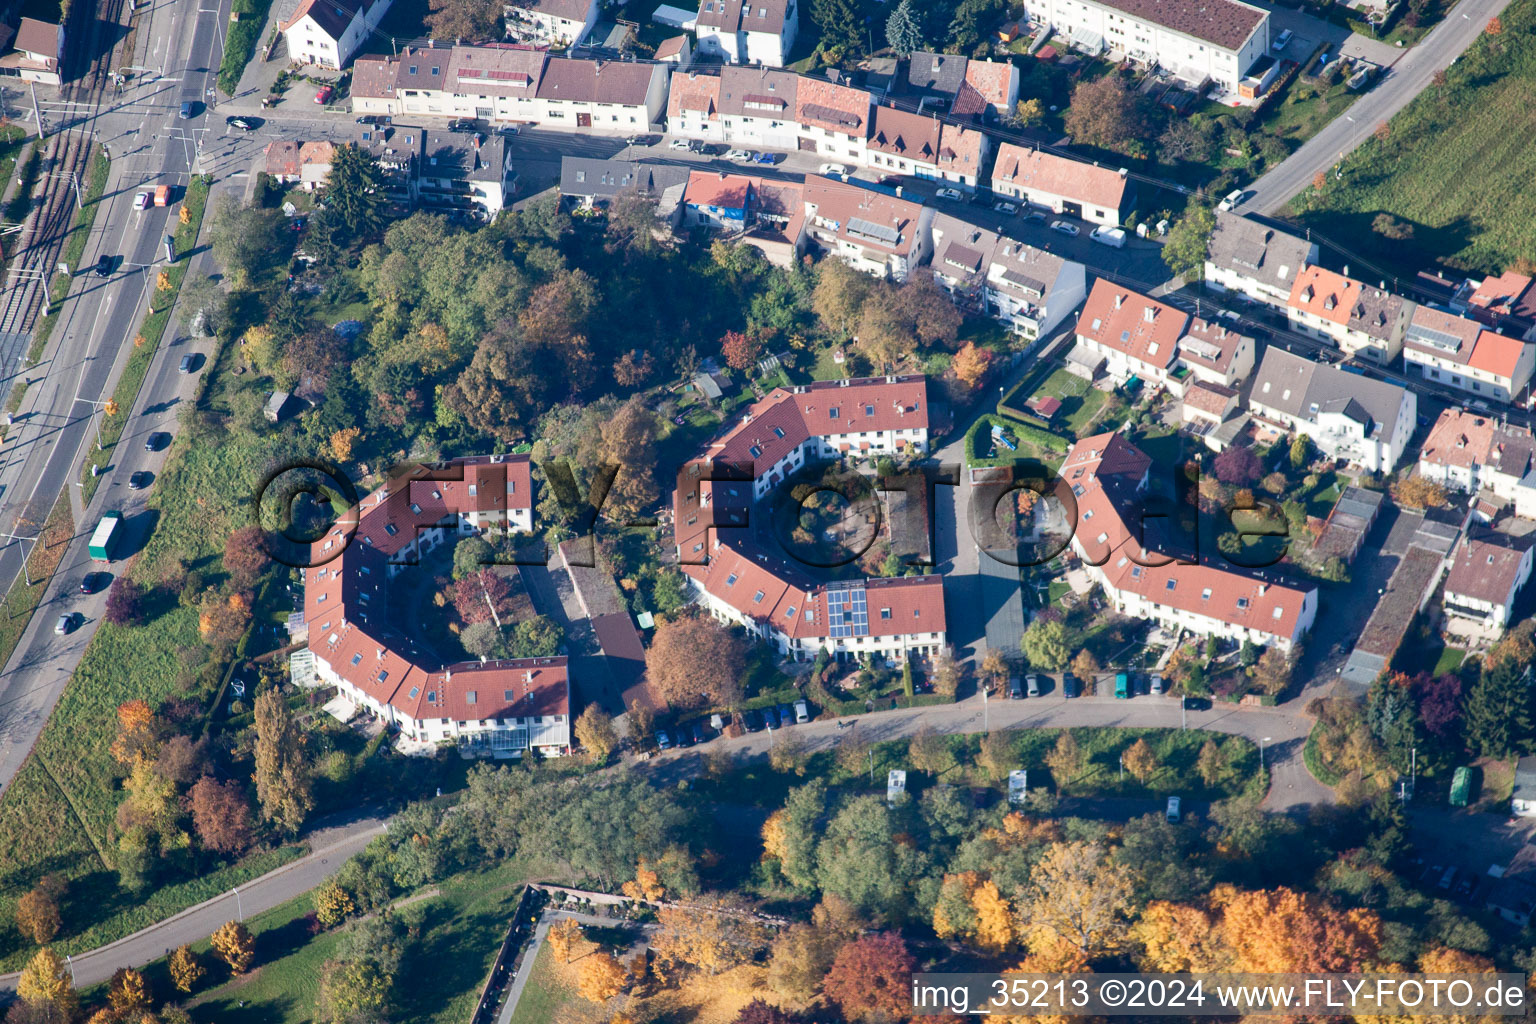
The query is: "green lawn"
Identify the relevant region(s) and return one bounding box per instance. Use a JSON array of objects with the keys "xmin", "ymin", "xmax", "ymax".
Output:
[
  {"xmin": 1259, "ymin": 71, "xmax": 1363, "ymax": 149},
  {"xmin": 1289, "ymin": 0, "xmax": 1536, "ymax": 275},
  {"xmin": 508, "ymin": 933, "xmax": 577, "ymax": 1024},
  {"xmin": 1012, "ymin": 367, "xmax": 1108, "ymax": 438},
  {"xmin": 965, "ymin": 414, "xmax": 1069, "ymax": 469},
  {"xmin": 1433, "ymin": 647, "xmax": 1466, "ymax": 676}
]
